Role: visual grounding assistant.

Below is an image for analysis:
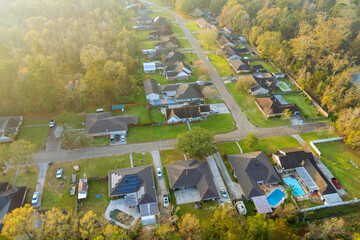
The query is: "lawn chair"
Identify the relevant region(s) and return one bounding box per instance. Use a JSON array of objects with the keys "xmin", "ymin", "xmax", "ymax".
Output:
[{"xmin": 73, "ymin": 165, "xmax": 80, "ymax": 172}]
